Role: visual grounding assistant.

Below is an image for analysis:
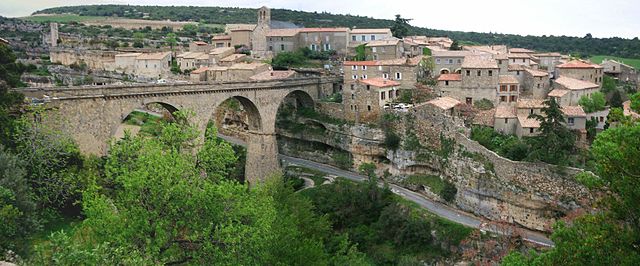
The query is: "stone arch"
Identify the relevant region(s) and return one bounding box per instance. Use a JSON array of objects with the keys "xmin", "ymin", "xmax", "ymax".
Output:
[
  {"xmin": 112, "ymin": 101, "xmax": 181, "ymax": 140},
  {"xmin": 213, "ymin": 95, "xmax": 262, "ymax": 131},
  {"xmin": 279, "ymin": 89, "xmax": 315, "ymax": 110},
  {"xmin": 454, "ymin": 68, "xmax": 462, "ymax": 74},
  {"xmin": 440, "ymin": 68, "xmax": 451, "ymax": 74}
]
